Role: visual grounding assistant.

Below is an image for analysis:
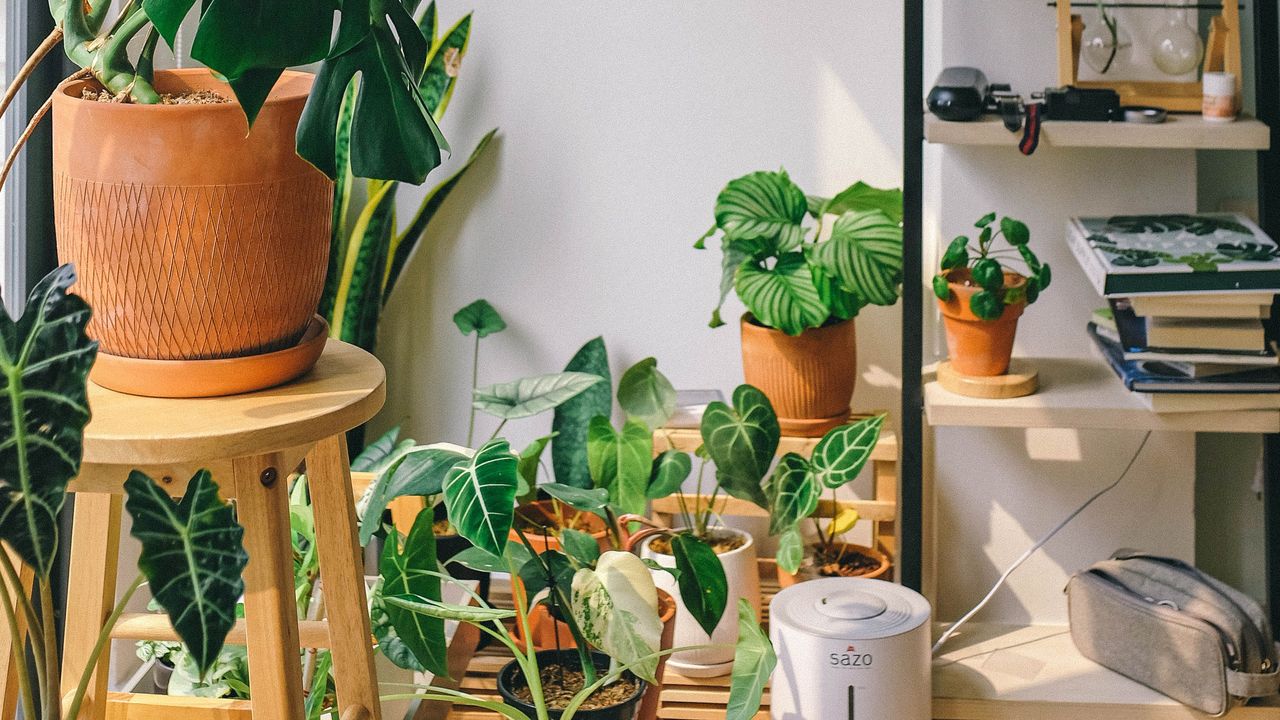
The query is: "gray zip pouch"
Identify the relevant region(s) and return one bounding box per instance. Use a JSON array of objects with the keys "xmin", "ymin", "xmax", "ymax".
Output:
[{"xmin": 1066, "ymin": 551, "xmax": 1279, "ymax": 716}]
